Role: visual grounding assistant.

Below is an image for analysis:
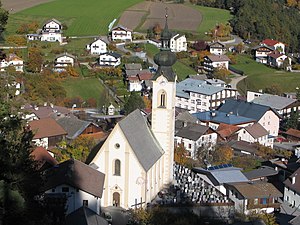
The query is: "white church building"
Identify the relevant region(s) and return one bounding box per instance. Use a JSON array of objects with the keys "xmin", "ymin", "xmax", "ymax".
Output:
[{"xmin": 89, "ymin": 15, "xmax": 177, "ymax": 209}]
